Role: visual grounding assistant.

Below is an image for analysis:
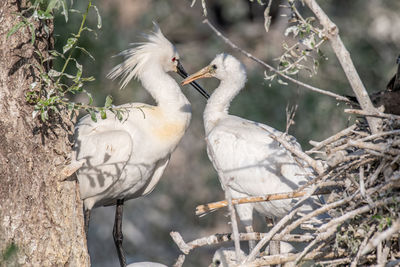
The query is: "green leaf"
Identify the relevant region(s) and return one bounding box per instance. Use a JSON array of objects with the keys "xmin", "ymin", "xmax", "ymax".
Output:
[
  {"xmin": 76, "ymin": 46, "xmax": 95, "ymax": 61},
  {"xmin": 277, "ymin": 79, "xmax": 288, "ymax": 85},
  {"xmin": 100, "ymin": 109, "xmax": 107, "ymax": 119},
  {"xmin": 63, "ymin": 37, "xmax": 77, "ymax": 54},
  {"xmin": 40, "ymin": 73, "xmax": 51, "ymax": 86},
  {"xmin": 104, "ymin": 95, "xmax": 112, "ymax": 108},
  {"xmin": 92, "ymin": 5, "xmax": 102, "ymax": 29},
  {"xmin": 116, "ymin": 110, "xmax": 123, "ymax": 121},
  {"xmin": 28, "ymin": 23, "xmax": 36, "ymax": 45},
  {"xmin": 67, "ymin": 102, "xmax": 75, "ymax": 111},
  {"xmin": 36, "ymin": 10, "xmax": 53, "ymax": 19},
  {"xmin": 49, "ymin": 50, "xmax": 65, "ymax": 59},
  {"xmin": 61, "ymin": 0, "xmax": 68, "ymax": 22},
  {"xmin": 7, "ymin": 21, "xmax": 25, "ymax": 39},
  {"xmin": 3, "ymin": 243, "xmax": 18, "ymax": 261},
  {"xmin": 69, "ymin": 9, "xmax": 81, "ymax": 14},
  {"xmin": 48, "ymin": 69, "xmax": 62, "ymax": 77},
  {"xmin": 87, "ymin": 92, "xmax": 93, "ymax": 105},
  {"xmin": 62, "ymin": 72, "xmax": 76, "ymax": 79},
  {"xmin": 46, "ymin": 0, "xmax": 59, "ymax": 13},
  {"xmin": 89, "ymin": 110, "xmax": 97, "ymax": 122},
  {"xmin": 74, "ymin": 61, "xmax": 82, "ymax": 82},
  {"xmin": 41, "ymin": 110, "xmax": 48, "ymax": 121},
  {"xmin": 81, "ymin": 76, "xmax": 95, "ymax": 82}
]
